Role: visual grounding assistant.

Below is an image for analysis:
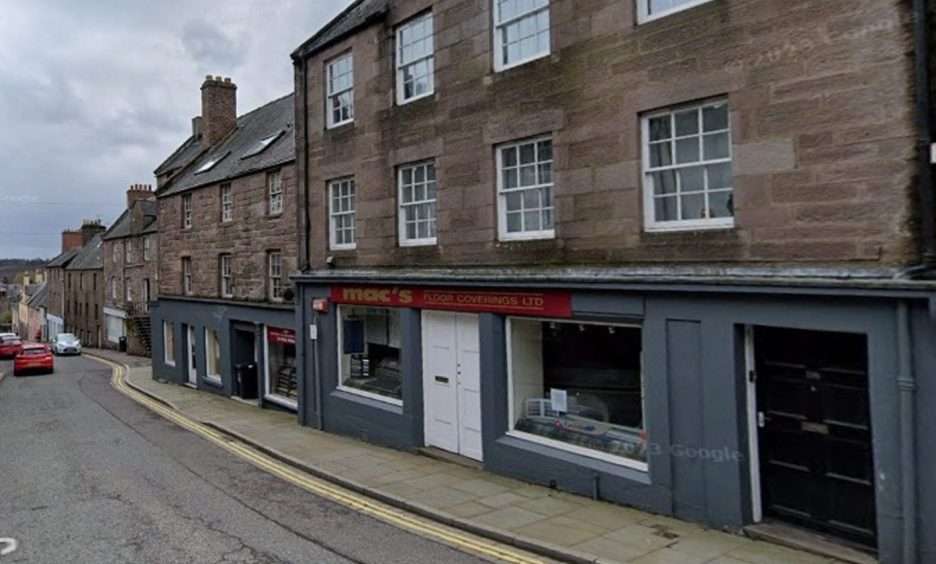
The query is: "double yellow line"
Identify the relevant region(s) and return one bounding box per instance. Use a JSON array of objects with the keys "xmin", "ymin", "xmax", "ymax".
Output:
[{"xmin": 95, "ymin": 357, "xmax": 546, "ymax": 564}]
